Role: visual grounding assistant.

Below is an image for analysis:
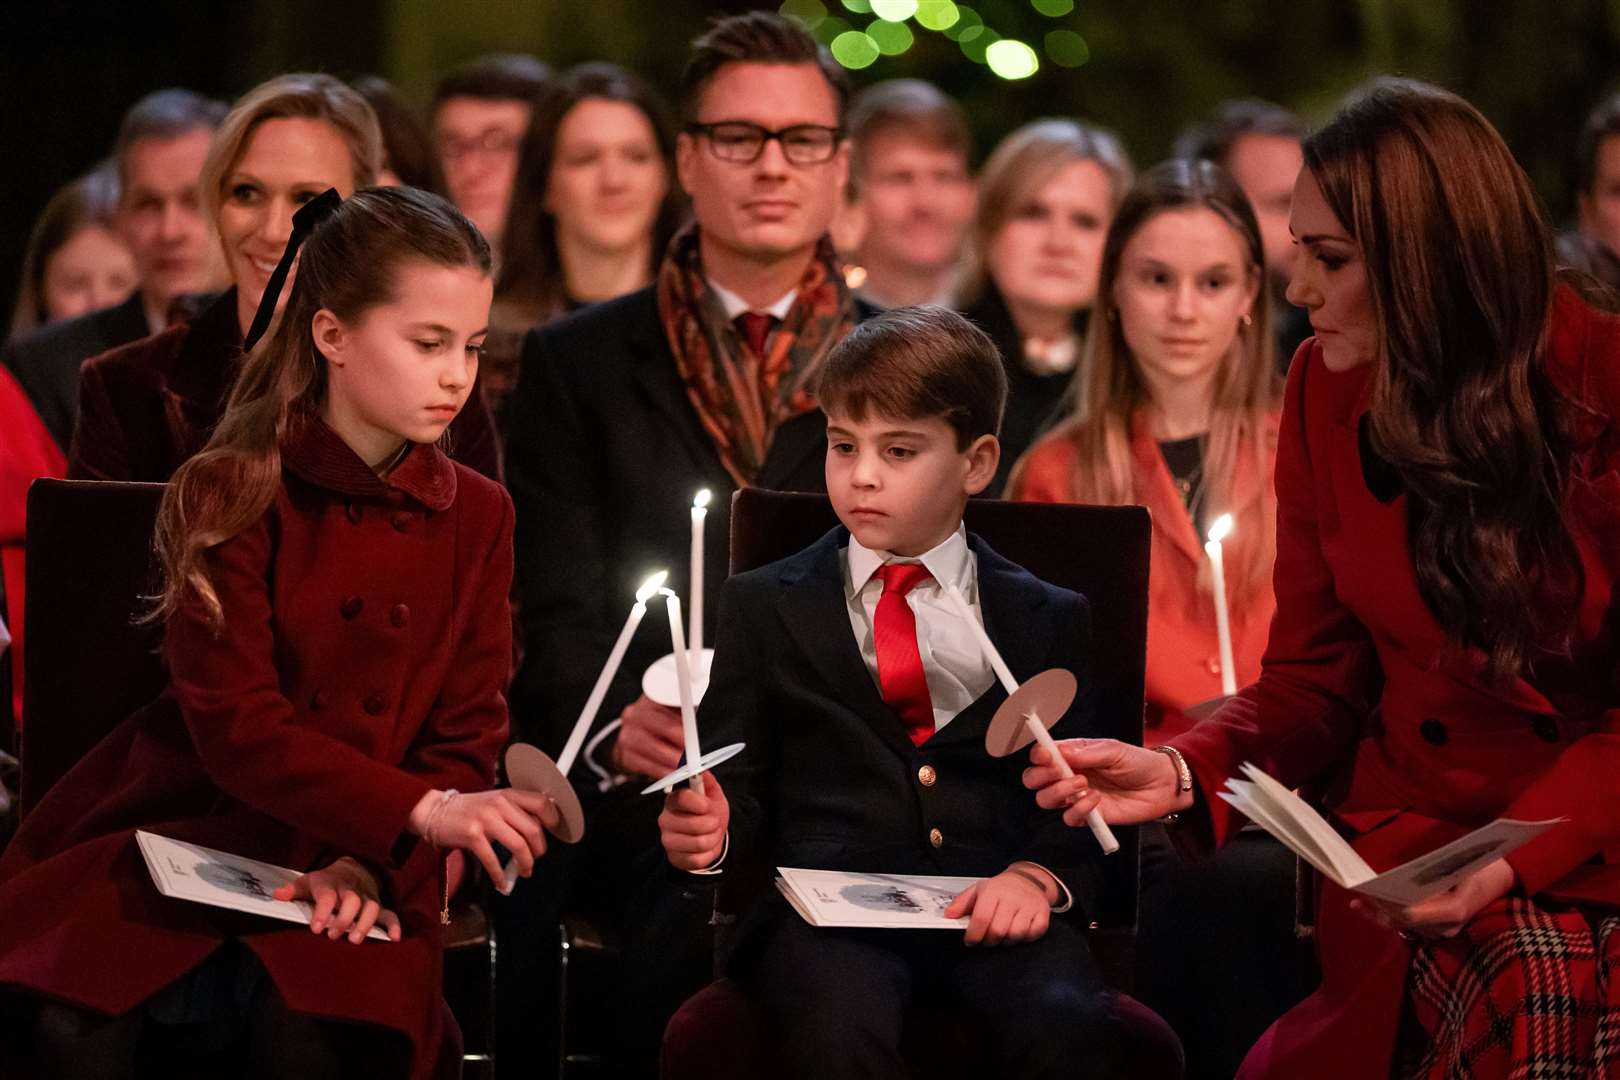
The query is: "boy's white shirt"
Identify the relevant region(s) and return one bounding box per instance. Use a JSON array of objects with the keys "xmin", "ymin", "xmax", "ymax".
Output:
[{"xmin": 843, "ymin": 522, "xmax": 994, "ymax": 733}]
